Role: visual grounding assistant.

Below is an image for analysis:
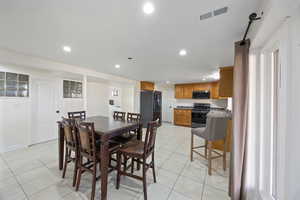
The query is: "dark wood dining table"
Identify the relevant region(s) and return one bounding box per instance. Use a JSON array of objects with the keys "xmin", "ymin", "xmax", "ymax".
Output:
[{"xmin": 57, "ymin": 116, "xmax": 143, "ymax": 200}]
